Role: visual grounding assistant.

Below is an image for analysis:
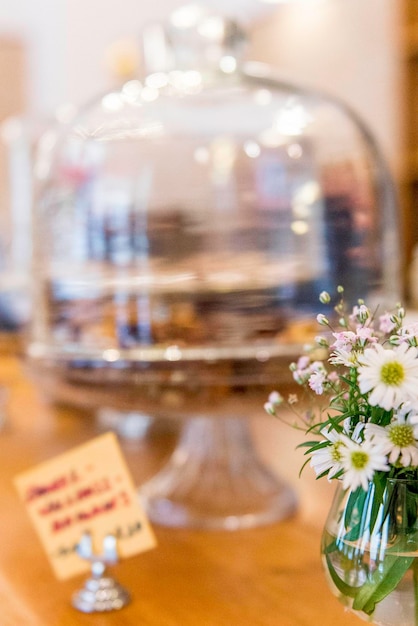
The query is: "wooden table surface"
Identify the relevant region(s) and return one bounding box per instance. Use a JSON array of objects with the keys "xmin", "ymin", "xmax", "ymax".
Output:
[{"xmin": 0, "ymin": 345, "xmax": 361, "ymax": 626}]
